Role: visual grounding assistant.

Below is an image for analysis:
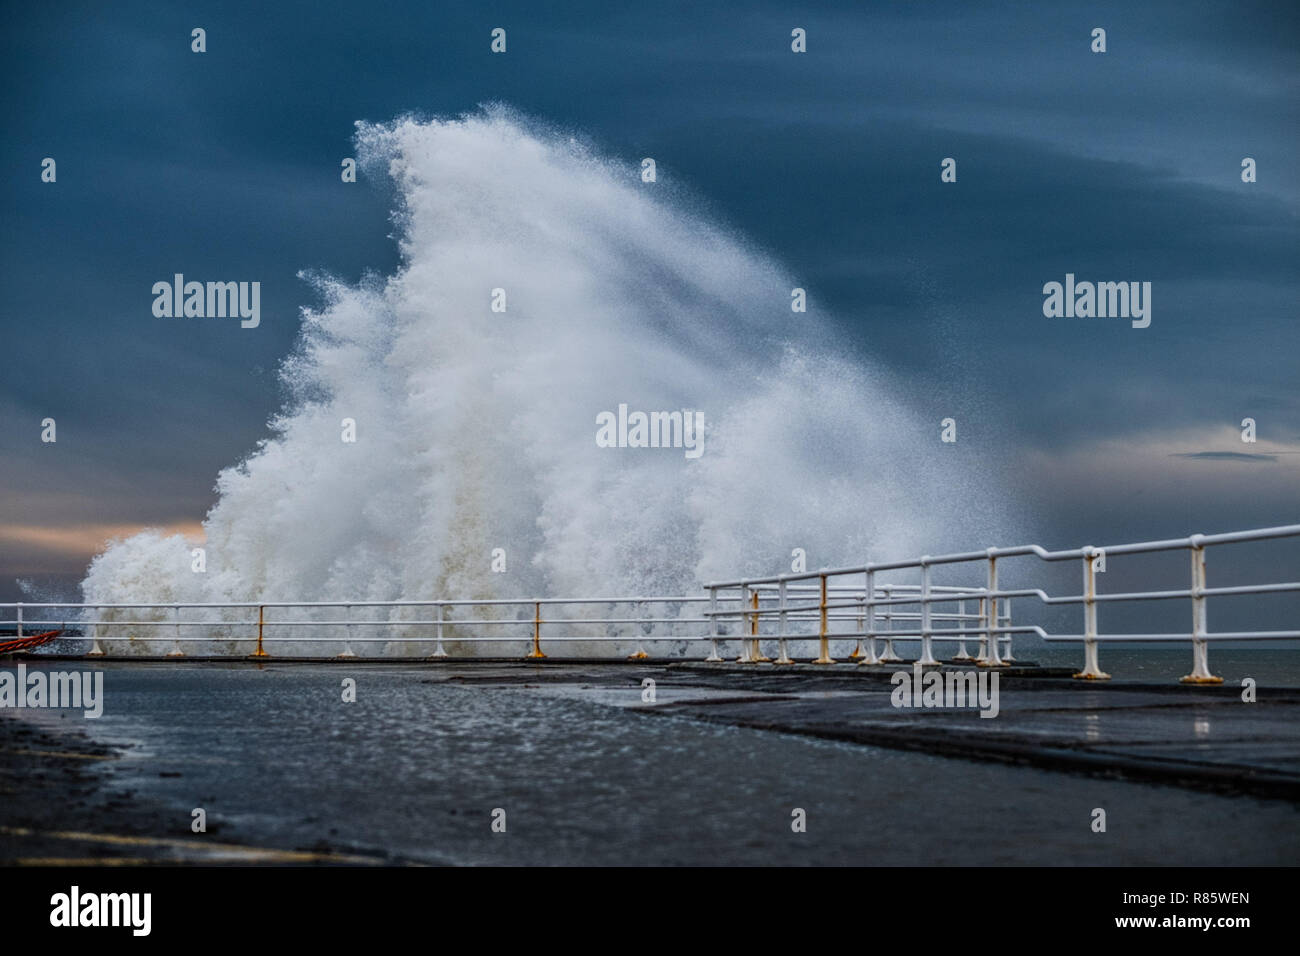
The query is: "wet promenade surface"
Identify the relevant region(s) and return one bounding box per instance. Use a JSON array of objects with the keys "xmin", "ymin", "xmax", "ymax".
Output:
[
  {"xmin": 655, "ymin": 661, "xmax": 1300, "ymax": 799},
  {"xmin": 1, "ymin": 658, "xmax": 1297, "ymax": 865}
]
